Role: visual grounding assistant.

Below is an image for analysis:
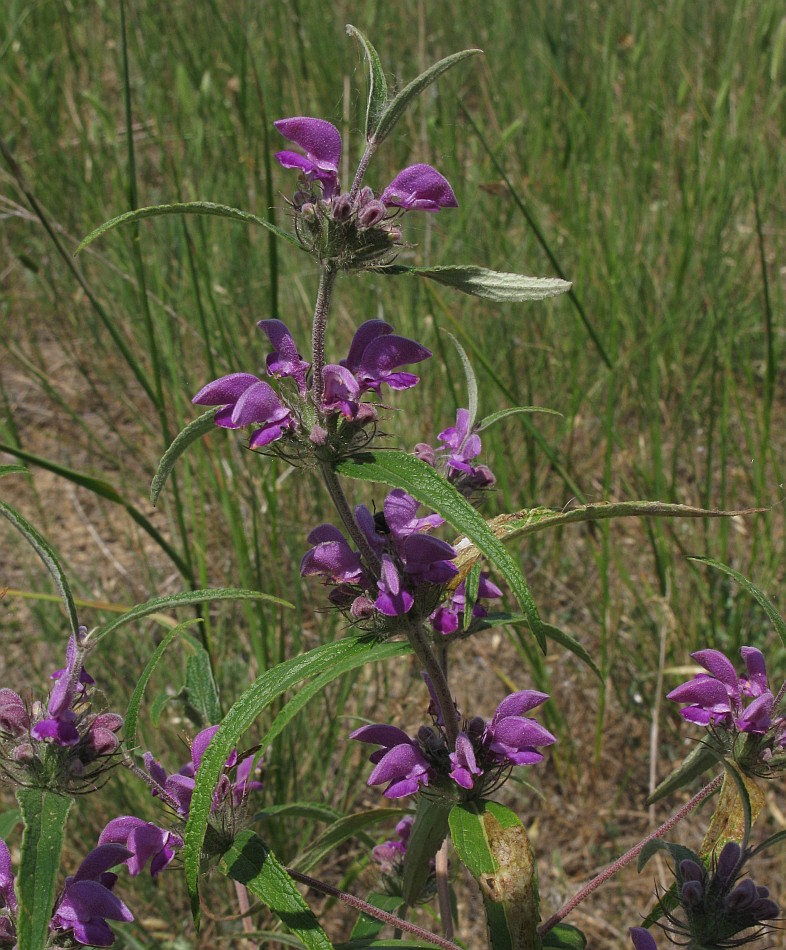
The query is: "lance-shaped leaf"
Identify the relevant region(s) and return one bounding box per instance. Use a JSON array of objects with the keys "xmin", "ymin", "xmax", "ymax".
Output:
[
  {"xmin": 382, "ymin": 264, "xmax": 570, "ymax": 302},
  {"xmin": 184, "ymin": 635, "xmax": 411, "ymax": 923},
  {"xmin": 335, "ymin": 452, "xmax": 545, "ymax": 650},
  {"xmin": 292, "ymin": 808, "xmax": 404, "ymax": 875},
  {"xmin": 75, "ymin": 201, "xmax": 300, "ymax": 254},
  {"xmin": 647, "ymin": 741, "xmax": 719, "ymax": 805},
  {"xmin": 0, "ymin": 500, "xmax": 80, "ymax": 639},
  {"xmin": 372, "ymin": 49, "xmax": 482, "ymax": 146},
  {"xmin": 479, "ymin": 615, "xmax": 601, "ymax": 681},
  {"xmin": 402, "ymin": 796, "xmax": 452, "ymax": 908},
  {"xmin": 475, "ymin": 406, "xmax": 561, "ymax": 432},
  {"xmin": 346, "ymin": 25, "xmax": 388, "ymax": 140},
  {"xmin": 91, "ymin": 587, "xmax": 291, "ymax": 642},
  {"xmin": 449, "ymin": 801, "xmax": 540, "ymax": 950},
  {"xmin": 444, "ymin": 332, "xmax": 478, "ymax": 430},
  {"xmin": 151, "ymin": 407, "xmax": 219, "ymax": 505},
  {"xmin": 688, "ymin": 556, "xmax": 786, "ymax": 651},
  {"xmin": 16, "ymin": 789, "xmax": 74, "ymax": 950},
  {"xmin": 541, "ymin": 924, "xmax": 587, "ymax": 949},
  {"xmin": 449, "ymin": 501, "xmax": 759, "ymax": 585},
  {"xmin": 219, "ymin": 830, "xmax": 333, "ymax": 950}
]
